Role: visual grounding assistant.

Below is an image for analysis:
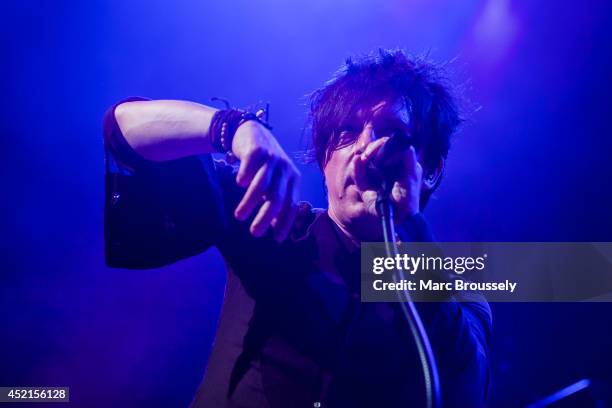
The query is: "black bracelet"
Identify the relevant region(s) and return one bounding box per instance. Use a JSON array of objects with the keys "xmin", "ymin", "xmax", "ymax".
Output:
[{"xmin": 209, "ymin": 109, "xmax": 272, "ymax": 161}]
